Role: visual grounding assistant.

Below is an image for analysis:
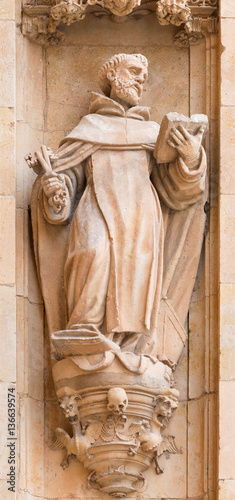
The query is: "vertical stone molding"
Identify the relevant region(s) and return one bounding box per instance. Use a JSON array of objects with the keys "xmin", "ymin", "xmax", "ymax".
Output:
[
  {"xmin": 2, "ymin": 0, "xmax": 235, "ymax": 498},
  {"xmin": 0, "ymin": 3, "xmax": 16, "ymax": 499},
  {"xmin": 218, "ymin": 2, "xmax": 235, "ymax": 497}
]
